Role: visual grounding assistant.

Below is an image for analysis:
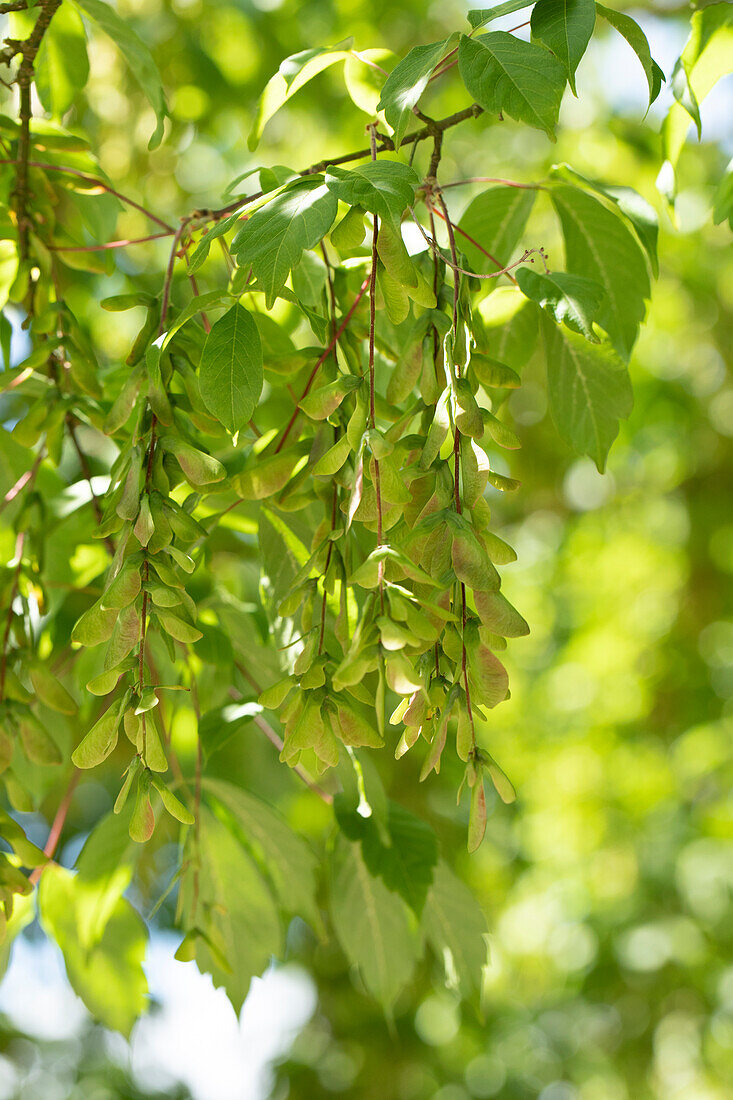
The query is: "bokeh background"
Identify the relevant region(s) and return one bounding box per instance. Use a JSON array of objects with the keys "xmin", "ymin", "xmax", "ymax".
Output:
[{"xmin": 0, "ymin": 1, "xmax": 731, "ymax": 1098}]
